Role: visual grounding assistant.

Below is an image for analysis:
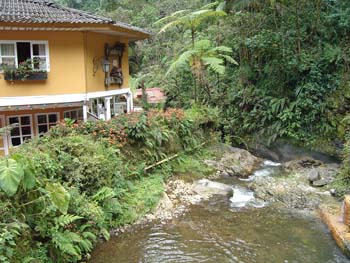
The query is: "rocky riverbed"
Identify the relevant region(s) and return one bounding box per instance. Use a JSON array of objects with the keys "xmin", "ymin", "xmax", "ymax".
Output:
[
  {"xmin": 91, "ymin": 144, "xmax": 349, "ymax": 263},
  {"xmin": 112, "ymin": 144, "xmax": 341, "ymax": 236}
]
